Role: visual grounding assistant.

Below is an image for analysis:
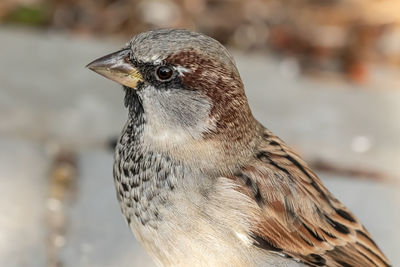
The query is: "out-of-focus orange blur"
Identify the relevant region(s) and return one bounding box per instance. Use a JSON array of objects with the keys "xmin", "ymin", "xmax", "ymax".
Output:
[{"xmin": 2, "ymin": 0, "xmax": 400, "ymax": 82}]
